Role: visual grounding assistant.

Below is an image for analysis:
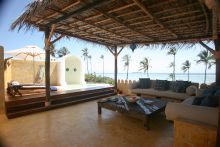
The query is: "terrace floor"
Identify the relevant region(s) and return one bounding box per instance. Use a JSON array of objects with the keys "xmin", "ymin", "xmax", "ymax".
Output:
[{"xmin": 0, "ymin": 100, "xmax": 173, "ymax": 147}]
